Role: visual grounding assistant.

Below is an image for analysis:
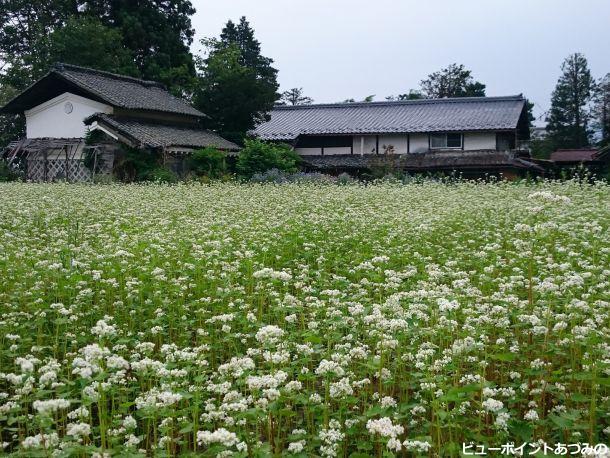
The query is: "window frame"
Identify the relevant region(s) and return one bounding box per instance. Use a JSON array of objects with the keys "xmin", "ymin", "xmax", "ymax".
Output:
[{"xmin": 429, "ymin": 132, "xmax": 463, "ymax": 150}]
